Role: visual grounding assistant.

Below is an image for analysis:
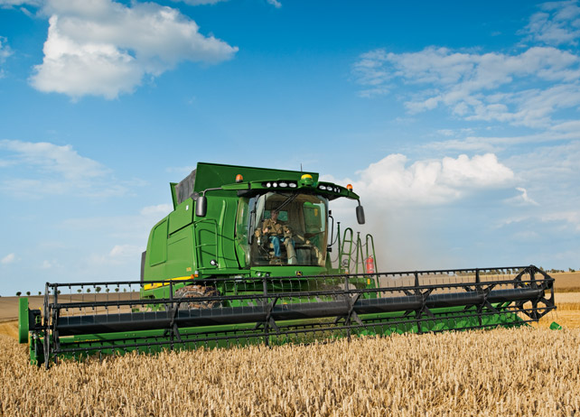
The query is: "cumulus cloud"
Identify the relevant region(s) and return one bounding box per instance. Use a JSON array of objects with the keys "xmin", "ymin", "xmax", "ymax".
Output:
[
  {"xmin": 323, "ymin": 153, "xmax": 518, "ymax": 270},
  {"xmin": 29, "ymin": 0, "xmax": 238, "ymax": 99},
  {"xmin": 0, "ymin": 139, "xmax": 130, "ymax": 197},
  {"xmin": 327, "ymin": 153, "xmax": 514, "ymax": 207},
  {"xmin": 266, "ymin": 0, "xmax": 282, "ymax": 8}
]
